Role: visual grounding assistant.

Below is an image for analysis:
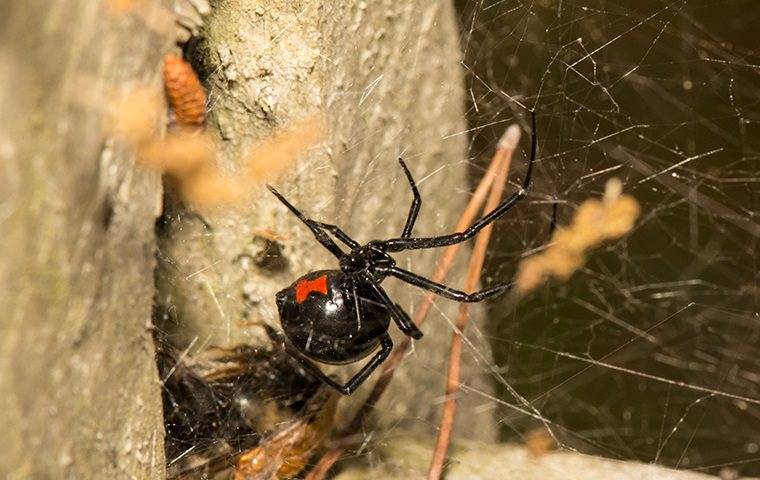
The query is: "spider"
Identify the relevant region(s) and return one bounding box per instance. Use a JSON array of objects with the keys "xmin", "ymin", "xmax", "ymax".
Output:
[{"xmin": 267, "ymin": 114, "xmax": 536, "ymax": 395}]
